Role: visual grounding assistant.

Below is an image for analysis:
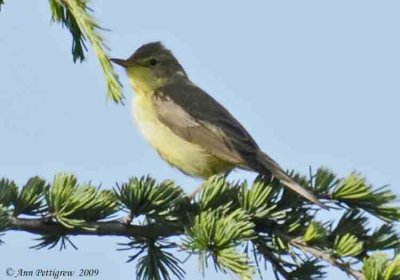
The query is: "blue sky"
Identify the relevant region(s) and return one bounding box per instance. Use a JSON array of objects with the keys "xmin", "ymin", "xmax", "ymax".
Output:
[{"xmin": 0, "ymin": 1, "xmax": 399, "ymax": 279}]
